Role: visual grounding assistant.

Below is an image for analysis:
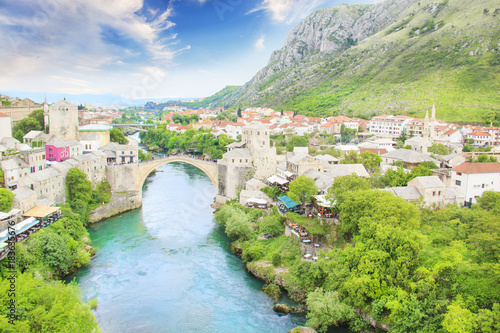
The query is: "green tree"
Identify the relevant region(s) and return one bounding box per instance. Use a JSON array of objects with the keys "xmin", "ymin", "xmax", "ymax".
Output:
[
  {"xmin": 286, "ymin": 136, "xmax": 309, "ymax": 152},
  {"xmin": 0, "ymin": 188, "xmax": 14, "ymax": 212},
  {"xmin": 428, "ymin": 143, "xmax": 451, "ymax": 155},
  {"xmin": 306, "ymin": 288, "xmax": 356, "ymax": 332},
  {"xmin": 288, "ymin": 175, "xmax": 318, "ymax": 204},
  {"xmin": 224, "ymin": 209, "xmax": 253, "ymax": 241},
  {"xmin": 359, "ymin": 151, "xmax": 382, "ymax": 173},
  {"xmin": 398, "ymin": 128, "xmax": 408, "ymax": 144},
  {"xmin": 476, "ymin": 191, "xmax": 500, "ymax": 212},
  {"xmin": 12, "ymin": 118, "xmax": 42, "ymax": 141},
  {"xmin": 28, "ymin": 109, "xmax": 45, "ymax": 127},
  {"xmin": 259, "ymin": 215, "xmax": 284, "ymax": 237},
  {"xmin": 442, "ymin": 296, "xmax": 477, "ymax": 333},
  {"xmin": 110, "ymin": 128, "xmax": 129, "ymax": 144},
  {"xmin": 66, "ymin": 168, "xmax": 93, "ymax": 204},
  {"xmin": 340, "ymin": 124, "xmax": 357, "ymax": 143},
  {"xmin": 327, "ymin": 174, "xmax": 371, "ymax": 207},
  {"xmin": 0, "ymin": 273, "xmax": 101, "ymax": 332},
  {"xmin": 420, "ymin": 161, "xmax": 439, "ymax": 169}
]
